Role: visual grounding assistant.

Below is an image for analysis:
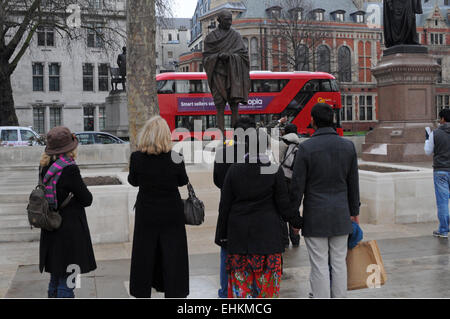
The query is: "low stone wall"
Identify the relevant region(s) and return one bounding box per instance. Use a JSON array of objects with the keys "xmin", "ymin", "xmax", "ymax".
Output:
[
  {"xmin": 359, "ymin": 161, "xmax": 436, "ymax": 224},
  {"xmin": 0, "ymin": 144, "xmax": 130, "ymax": 170}
]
